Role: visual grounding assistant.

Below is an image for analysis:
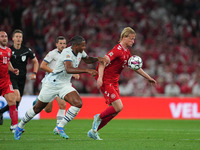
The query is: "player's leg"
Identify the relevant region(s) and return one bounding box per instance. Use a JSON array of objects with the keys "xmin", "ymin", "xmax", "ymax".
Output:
[
  {"xmin": 53, "ymin": 97, "xmax": 66, "ymax": 135},
  {"xmin": 15, "ymin": 82, "xmax": 56, "ymax": 140},
  {"xmin": 15, "ymin": 99, "xmax": 48, "ymax": 140},
  {"xmin": 55, "ymin": 87, "xmax": 82, "ymax": 139},
  {"xmin": 43, "ymin": 101, "xmax": 53, "ymax": 113},
  {"xmin": 55, "ymin": 96, "xmax": 66, "ymax": 125},
  {"xmin": 4, "ymin": 93, "xmax": 18, "ymax": 128}
]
